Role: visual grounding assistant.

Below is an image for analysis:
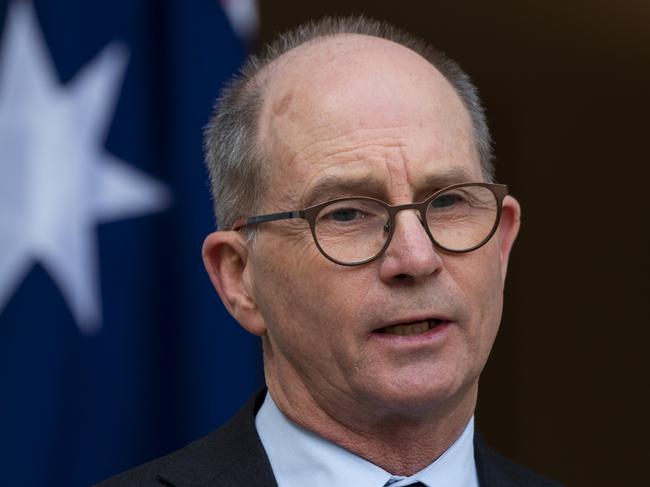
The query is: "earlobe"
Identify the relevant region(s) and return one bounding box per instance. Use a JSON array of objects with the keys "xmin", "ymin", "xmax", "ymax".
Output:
[
  {"xmin": 202, "ymin": 231, "xmax": 267, "ymax": 336},
  {"xmin": 497, "ymin": 195, "xmax": 522, "ymax": 280}
]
